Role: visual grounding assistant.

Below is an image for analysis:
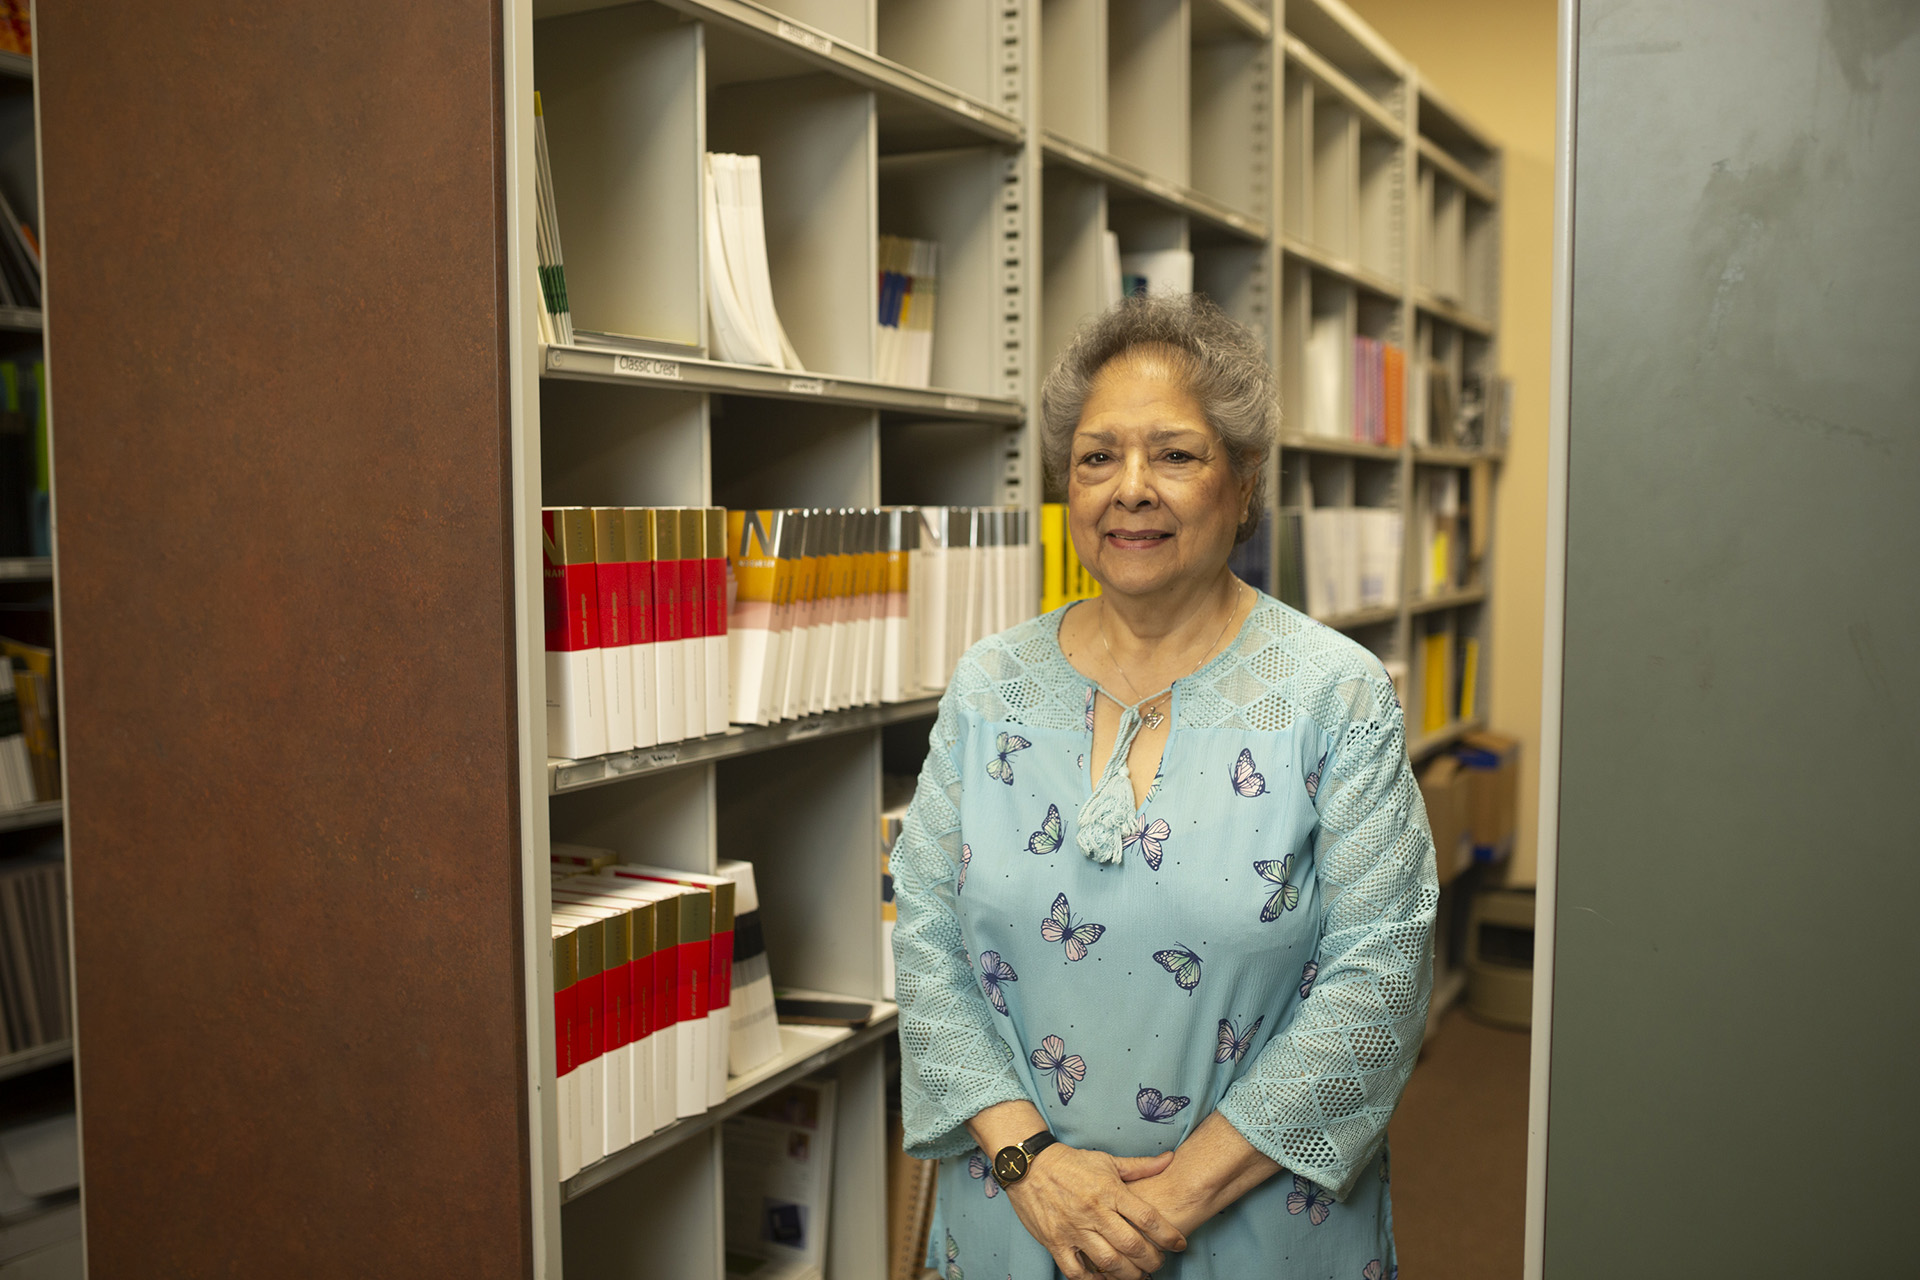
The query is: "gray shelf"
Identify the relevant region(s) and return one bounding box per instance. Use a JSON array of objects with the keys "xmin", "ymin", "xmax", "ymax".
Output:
[
  {"xmin": 0, "ymin": 1039, "xmax": 70, "ymax": 1082},
  {"xmin": 1409, "ymin": 586, "xmax": 1487, "ymax": 615},
  {"xmin": 0, "ymin": 306, "xmax": 41, "ymax": 333},
  {"xmin": 561, "ymin": 1012, "xmax": 897, "ymax": 1204},
  {"xmin": 0, "ymin": 800, "xmax": 60, "ymax": 832},
  {"xmin": 1417, "ymin": 135, "xmax": 1498, "ymax": 204},
  {"xmin": 549, "ymin": 697, "xmax": 940, "ymax": 794},
  {"xmin": 639, "ymin": 0, "xmax": 1021, "ymax": 145},
  {"xmin": 1041, "ymin": 132, "xmax": 1269, "ymax": 243},
  {"xmin": 1414, "ymin": 289, "xmax": 1495, "ymax": 338},
  {"xmin": 1278, "ymin": 433, "xmax": 1399, "ymax": 461},
  {"xmin": 543, "ymin": 346, "xmax": 1025, "ymax": 423},
  {"xmin": 1281, "ymin": 35, "xmax": 1403, "ymax": 139},
  {"xmin": 1280, "ymin": 234, "xmax": 1404, "ymax": 302},
  {"xmin": 0, "ymin": 557, "xmax": 51, "ymax": 581}
]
